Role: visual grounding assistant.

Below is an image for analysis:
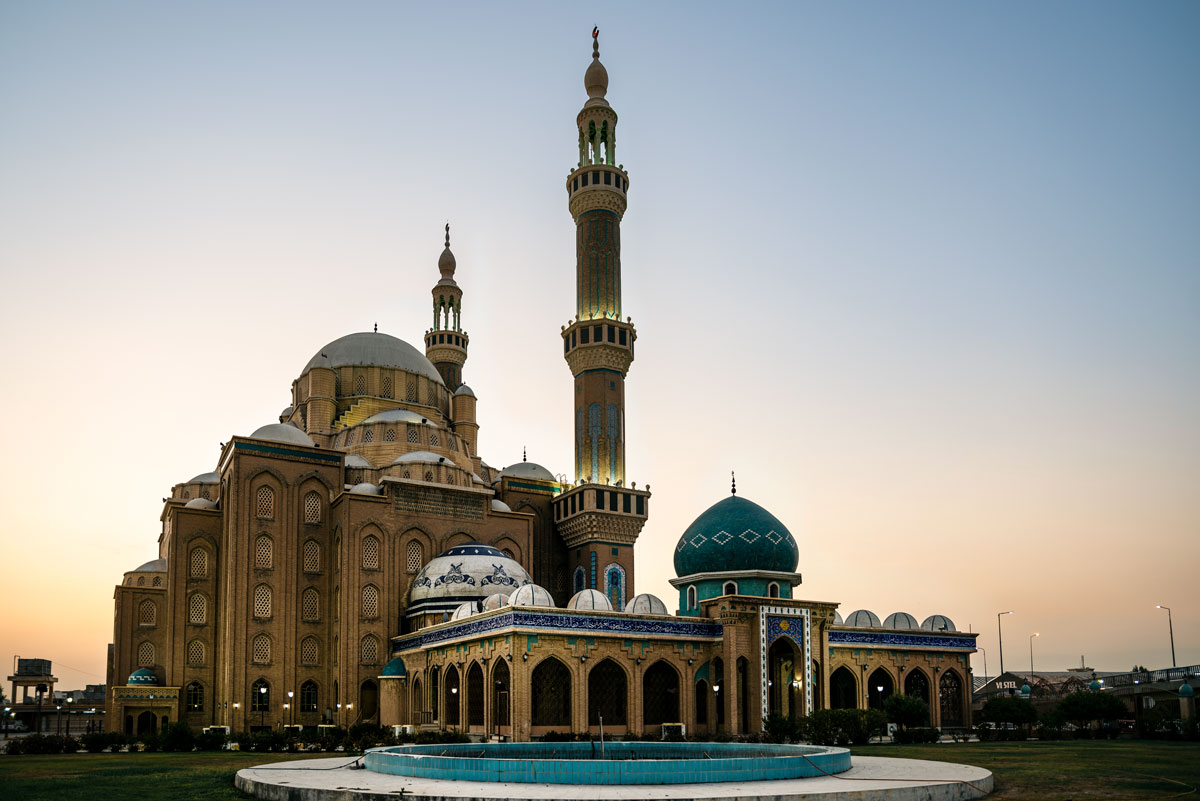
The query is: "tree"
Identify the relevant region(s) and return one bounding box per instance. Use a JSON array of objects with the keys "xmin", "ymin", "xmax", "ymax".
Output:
[
  {"xmin": 981, "ymin": 696, "xmax": 1037, "ymax": 727},
  {"xmin": 1056, "ymin": 691, "xmax": 1128, "ymax": 726},
  {"xmin": 883, "ymin": 694, "xmax": 930, "ymax": 730}
]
